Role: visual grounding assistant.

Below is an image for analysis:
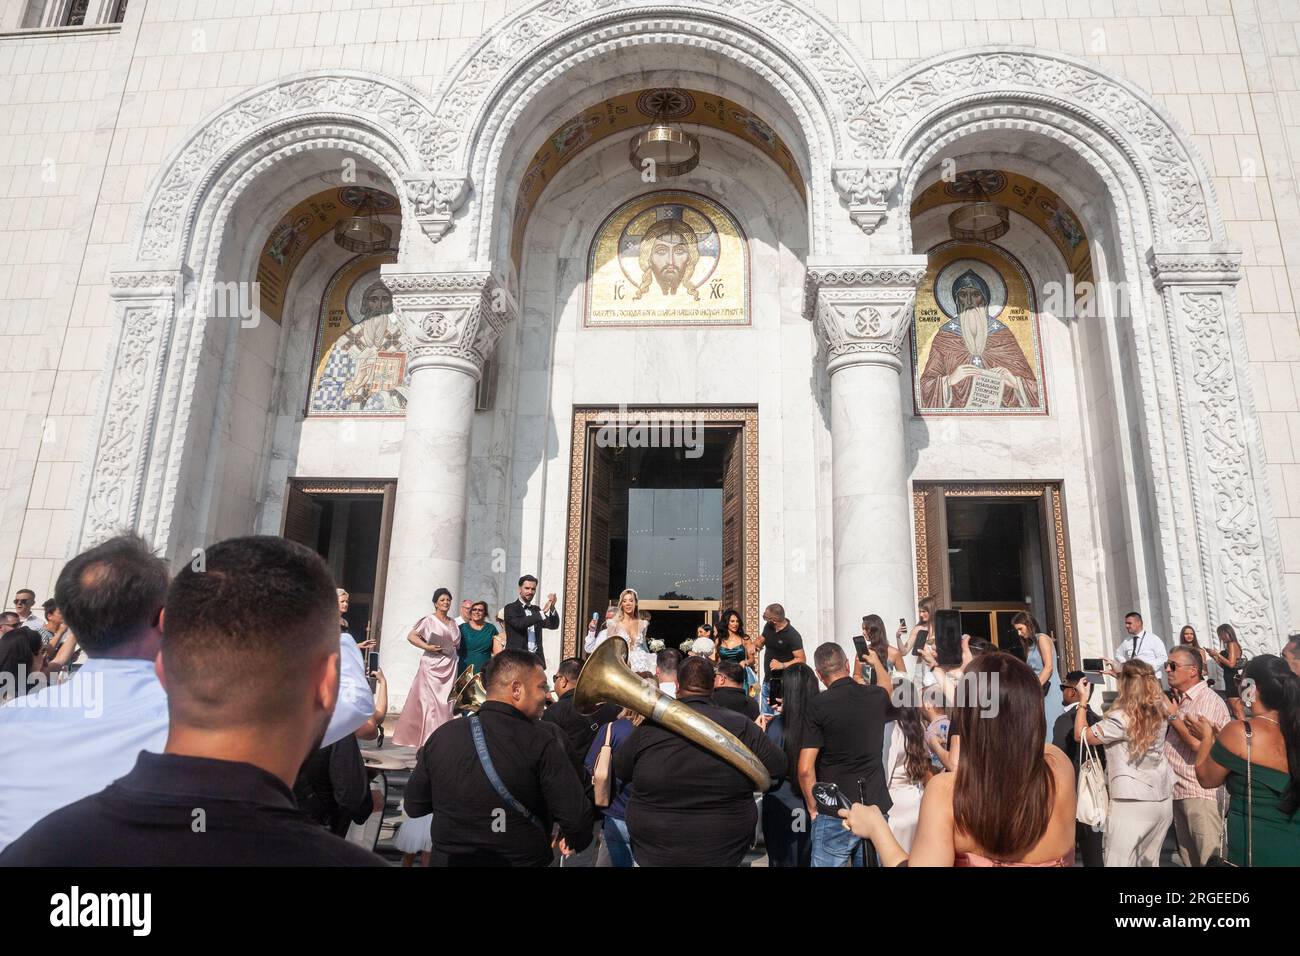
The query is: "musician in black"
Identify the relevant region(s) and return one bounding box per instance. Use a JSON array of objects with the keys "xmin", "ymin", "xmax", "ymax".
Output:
[
  {"xmin": 614, "ymin": 656, "xmax": 786, "ymax": 866},
  {"xmin": 405, "ymin": 649, "xmax": 593, "ymax": 866}
]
